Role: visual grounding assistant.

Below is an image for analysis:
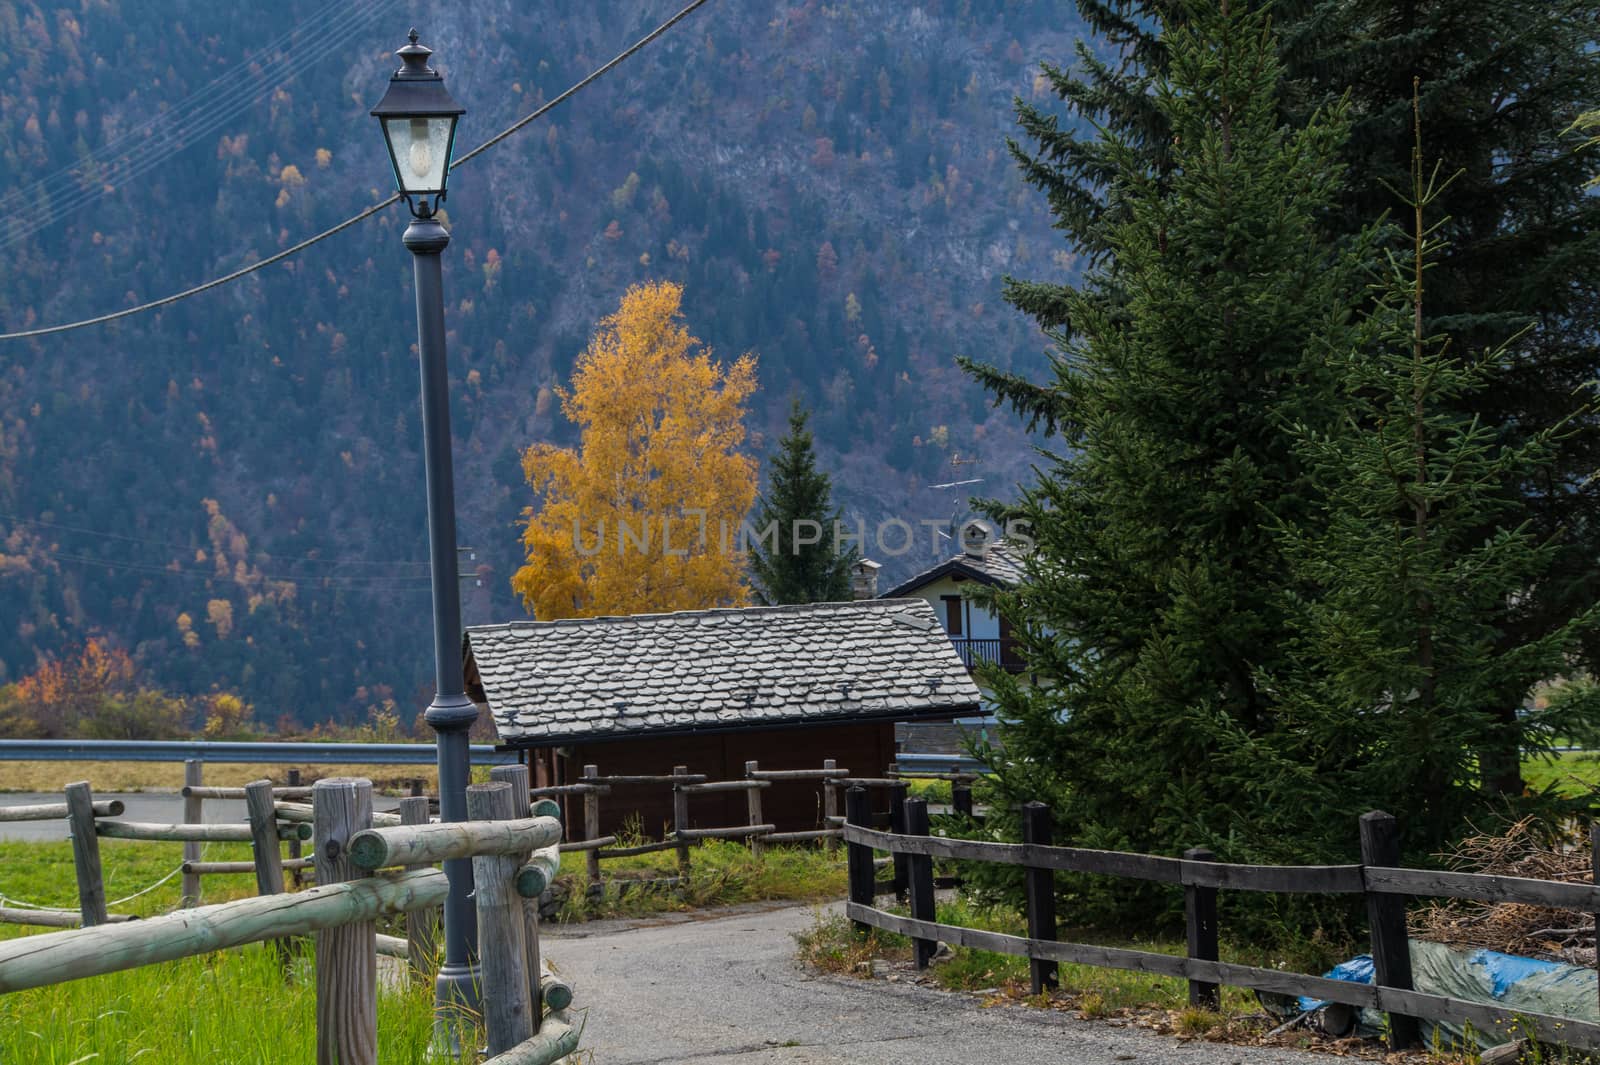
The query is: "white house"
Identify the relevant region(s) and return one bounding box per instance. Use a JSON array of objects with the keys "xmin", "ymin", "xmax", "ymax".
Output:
[{"xmin": 866, "ymin": 523, "xmax": 1027, "ymax": 677}]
